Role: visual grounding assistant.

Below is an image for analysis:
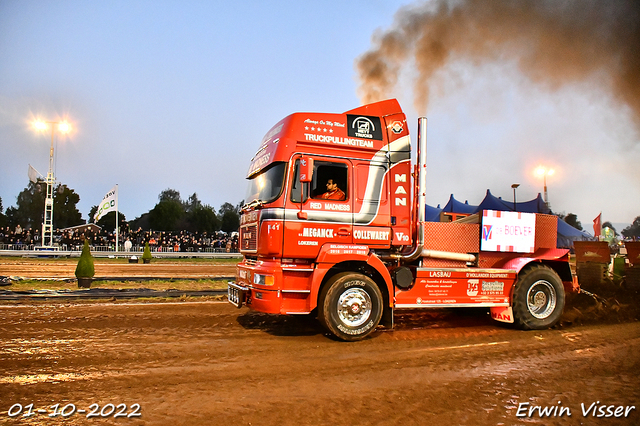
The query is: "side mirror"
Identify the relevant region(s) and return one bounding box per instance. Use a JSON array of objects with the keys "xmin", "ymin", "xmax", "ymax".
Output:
[{"xmin": 299, "ymin": 156, "xmax": 314, "ymax": 183}]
